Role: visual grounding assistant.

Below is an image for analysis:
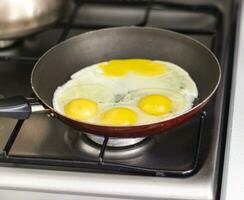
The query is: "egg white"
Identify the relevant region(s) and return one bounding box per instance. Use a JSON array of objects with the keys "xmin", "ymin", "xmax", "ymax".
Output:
[
  {"xmin": 53, "ymin": 60, "xmax": 198, "ymax": 125},
  {"xmin": 121, "ymin": 88, "xmax": 192, "ymax": 124}
]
